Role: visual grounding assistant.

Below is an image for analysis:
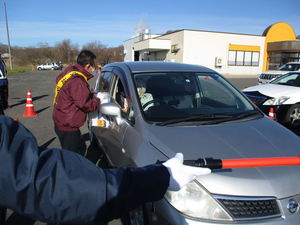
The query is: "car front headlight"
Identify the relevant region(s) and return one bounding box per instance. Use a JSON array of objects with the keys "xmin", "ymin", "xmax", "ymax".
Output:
[
  {"xmin": 263, "ymin": 96, "xmax": 290, "ymax": 105},
  {"xmin": 165, "ymin": 181, "xmax": 233, "ymax": 221}
]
